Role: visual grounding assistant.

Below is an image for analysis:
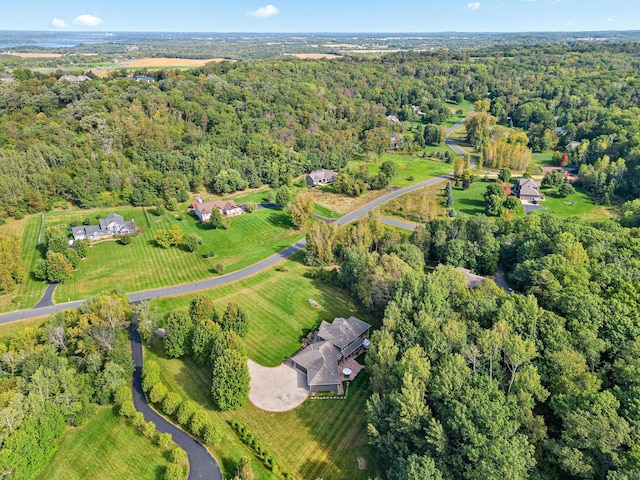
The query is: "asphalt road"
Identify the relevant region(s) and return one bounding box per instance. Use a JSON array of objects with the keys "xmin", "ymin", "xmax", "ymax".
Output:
[
  {"xmin": 378, "ymin": 216, "xmax": 419, "ymax": 231},
  {"xmin": 0, "ymin": 173, "xmax": 454, "ymax": 325},
  {"xmin": 130, "ymin": 320, "xmax": 223, "ymax": 480},
  {"xmin": 33, "ymin": 282, "xmax": 57, "ymax": 309}
]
